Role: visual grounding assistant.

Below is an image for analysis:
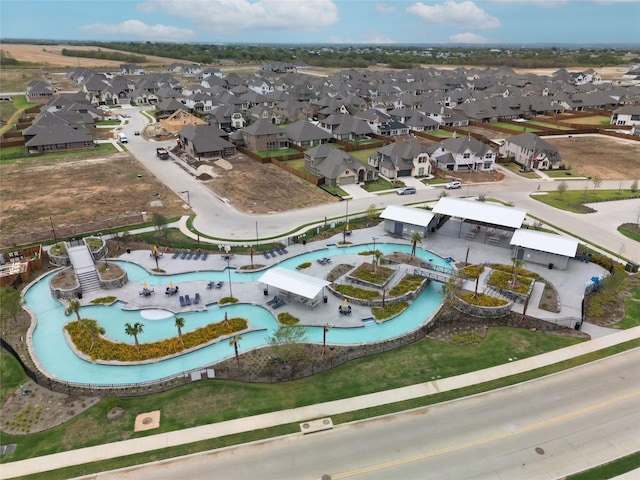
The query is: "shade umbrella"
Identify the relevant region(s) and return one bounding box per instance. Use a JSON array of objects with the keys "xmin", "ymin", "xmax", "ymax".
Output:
[
  {"xmin": 169, "ymin": 280, "xmax": 174, "ymax": 289},
  {"xmin": 343, "ymin": 298, "xmax": 349, "ymax": 308},
  {"xmin": 143, "ymin": 282, "xmax": 148, "ymax": 290}
]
